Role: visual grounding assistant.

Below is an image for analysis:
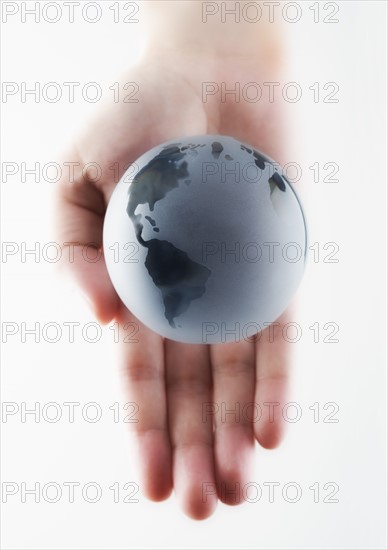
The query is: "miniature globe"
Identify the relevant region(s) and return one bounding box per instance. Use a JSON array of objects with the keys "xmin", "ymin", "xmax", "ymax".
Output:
[{"xmin": 103, "ymin": 135, "xmax": 307, "ymax": 344}]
